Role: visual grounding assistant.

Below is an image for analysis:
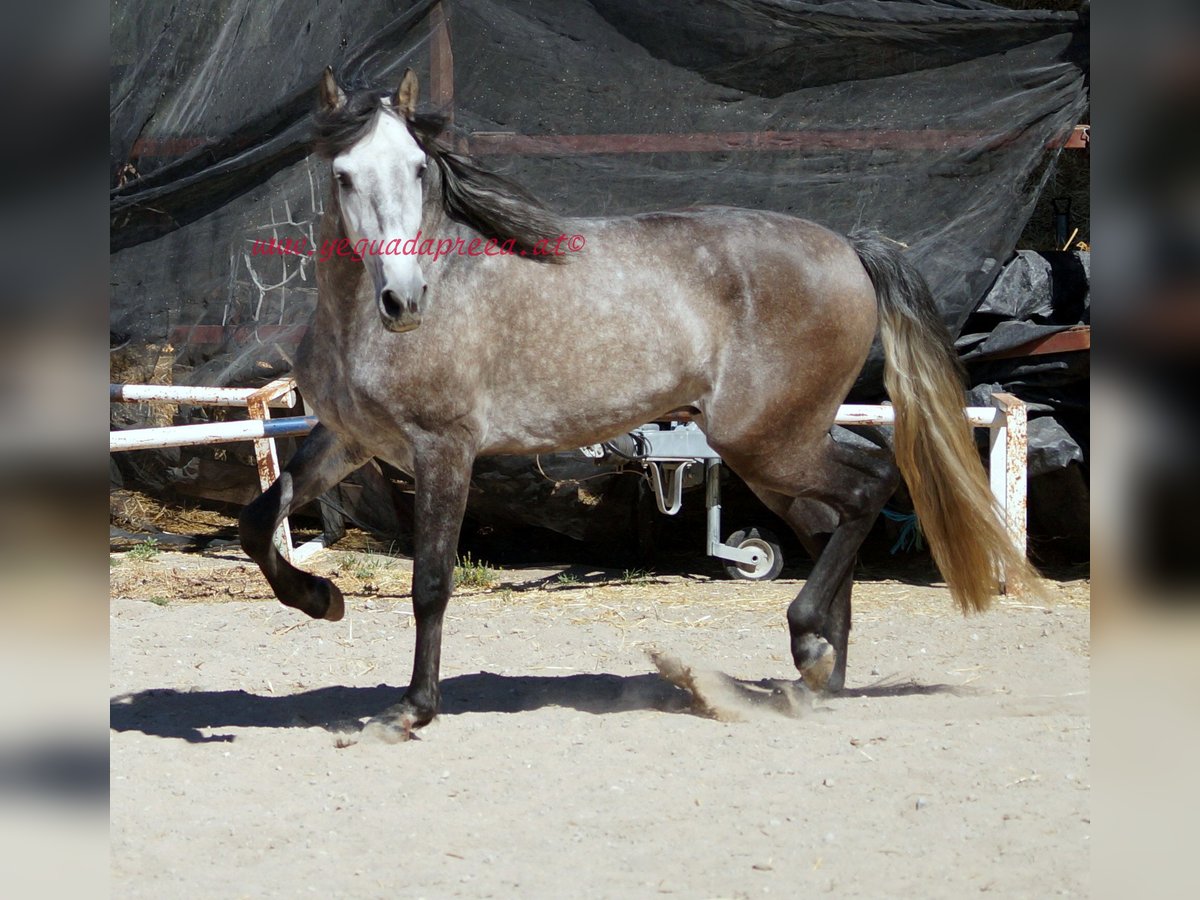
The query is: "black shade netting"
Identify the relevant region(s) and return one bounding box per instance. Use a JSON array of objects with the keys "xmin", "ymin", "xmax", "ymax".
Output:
[{"xmin": 110, "ymin": 0, "xmax": 1088, "ymax": 546}]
